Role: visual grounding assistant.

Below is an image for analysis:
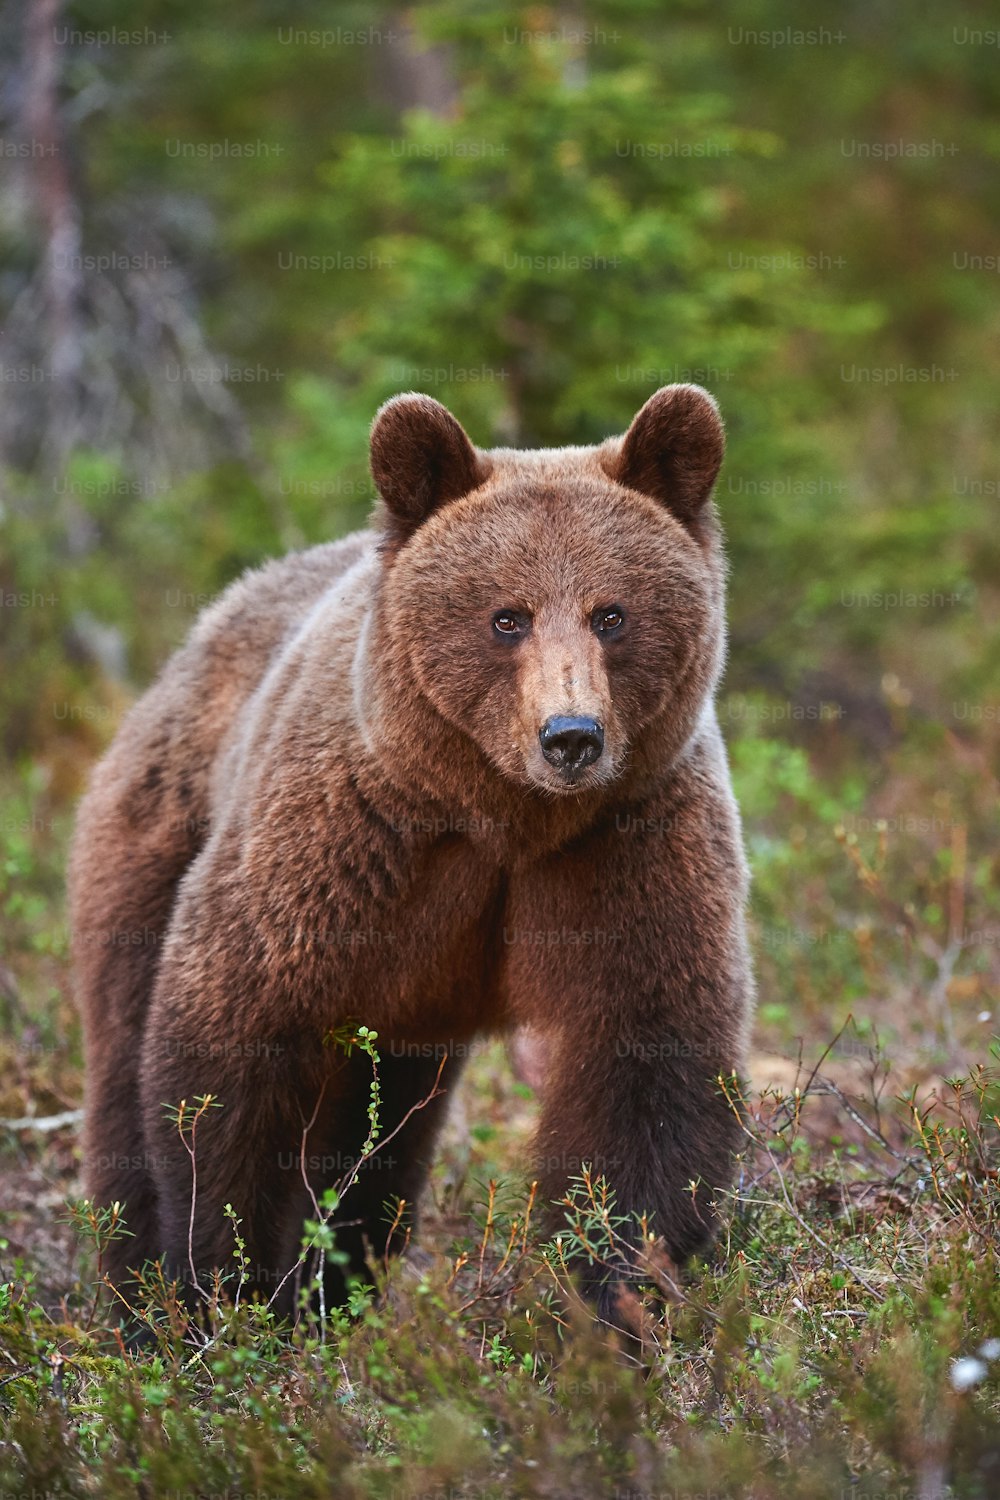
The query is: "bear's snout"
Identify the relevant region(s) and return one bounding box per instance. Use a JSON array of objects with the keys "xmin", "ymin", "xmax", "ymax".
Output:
[{"xmin": 538, "ymin": 714, "xmax": 604, "ymax": 777}]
